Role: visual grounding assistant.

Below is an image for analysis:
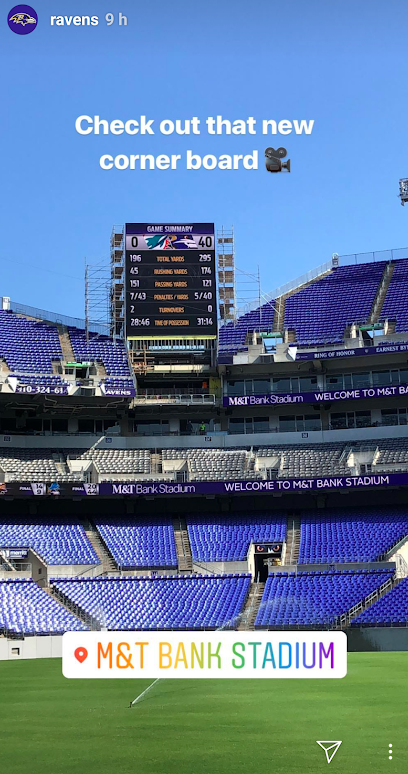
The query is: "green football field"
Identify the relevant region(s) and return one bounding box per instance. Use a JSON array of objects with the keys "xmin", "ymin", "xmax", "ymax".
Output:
[{"xmin": 0, "ymin": 653, "xmax": 407, "ymax": 774}]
